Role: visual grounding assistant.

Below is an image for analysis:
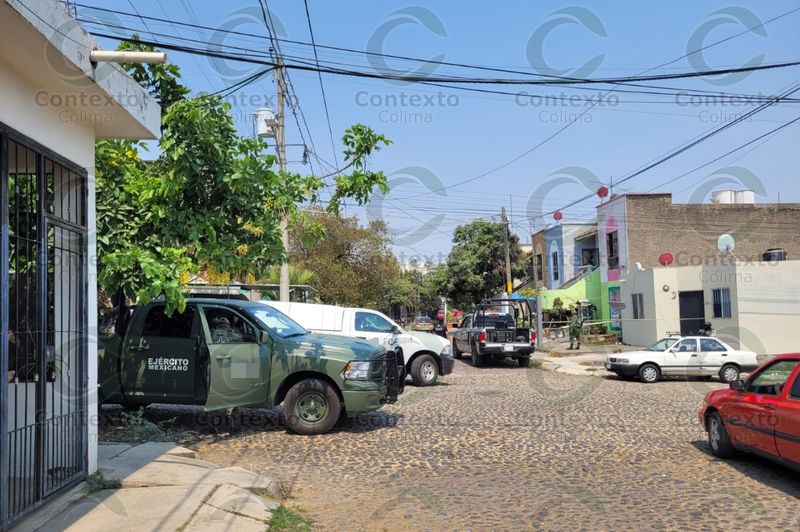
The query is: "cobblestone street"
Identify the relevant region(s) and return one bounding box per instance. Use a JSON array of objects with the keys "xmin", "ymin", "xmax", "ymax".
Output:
[{"xmin": 189, "ymin": 360, "xmax": 800, "ymax": 530}]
